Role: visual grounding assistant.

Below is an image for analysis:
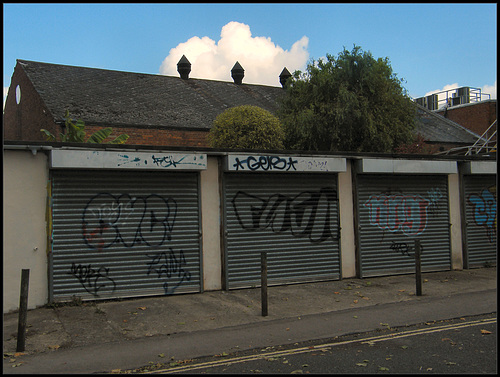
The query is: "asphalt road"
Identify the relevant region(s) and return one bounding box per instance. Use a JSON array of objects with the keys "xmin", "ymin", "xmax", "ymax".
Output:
[{"xmin": 127, "ymin": 313, "xmax": 497, "ymax": 374}]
